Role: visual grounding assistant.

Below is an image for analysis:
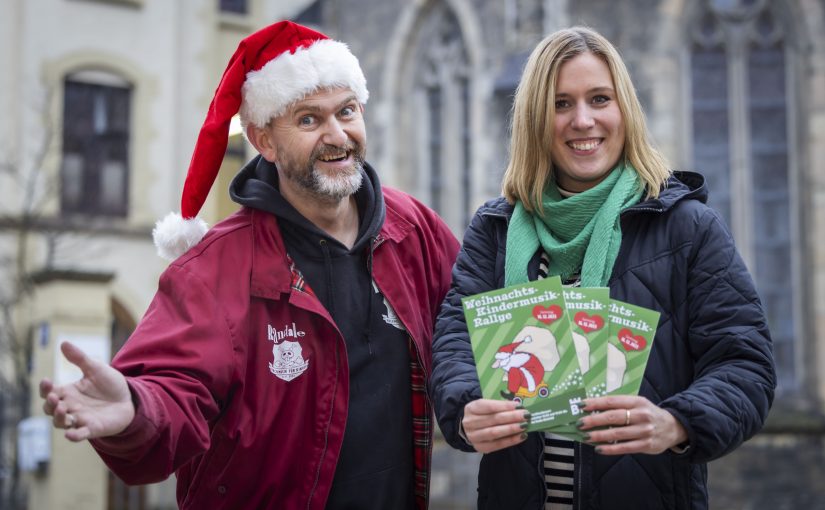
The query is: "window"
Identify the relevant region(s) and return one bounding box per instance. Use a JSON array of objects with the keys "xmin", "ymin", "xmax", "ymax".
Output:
[
  {"xmin": 61, "ymin": 73, "xmax": 132, "ymax": 217},
  {"xmin": 689, "ymin": 0, "xmax": 799, "ymax": 391},
  {"xmin": 413, "ymin": 5, "xmax": 472, "ymax": 229},
  {"xmin": 505, "ymin": 0, "xmax": 545, "ymax": 50},
  {"xmin": 219, "ymin": 0, "xmax": 247, "ymax": 14}
]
